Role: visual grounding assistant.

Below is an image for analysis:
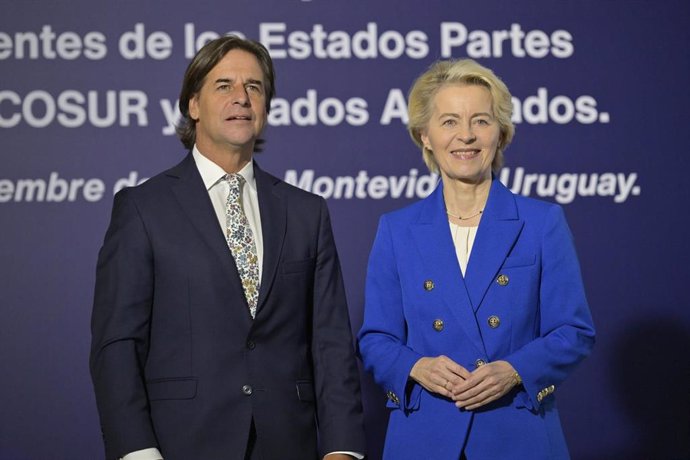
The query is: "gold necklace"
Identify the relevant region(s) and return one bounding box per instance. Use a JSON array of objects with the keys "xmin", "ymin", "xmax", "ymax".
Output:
[{"xmin": 446, "ymin": 209, "xmax": 483, "ymax": 220}]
